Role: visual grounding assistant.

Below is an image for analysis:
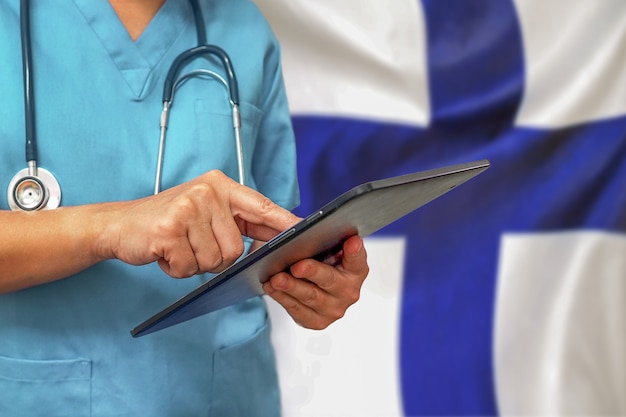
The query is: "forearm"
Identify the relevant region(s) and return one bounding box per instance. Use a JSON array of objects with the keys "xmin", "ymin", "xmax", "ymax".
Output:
[
  {"xmin": 0, "ymin": 171, "xmax": 300, "ymax": 294},
  {"xmin": 0, "ymin": 204, "xmax": 114, "ymax": 293}
]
